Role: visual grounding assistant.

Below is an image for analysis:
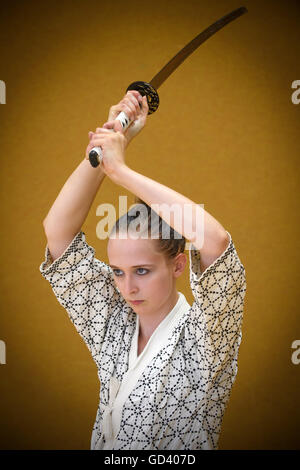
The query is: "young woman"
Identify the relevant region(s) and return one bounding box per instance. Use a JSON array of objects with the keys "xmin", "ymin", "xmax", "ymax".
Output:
[{"xmin": 40, "ymin": 91, "xmax": 246, "ymax": 450}]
